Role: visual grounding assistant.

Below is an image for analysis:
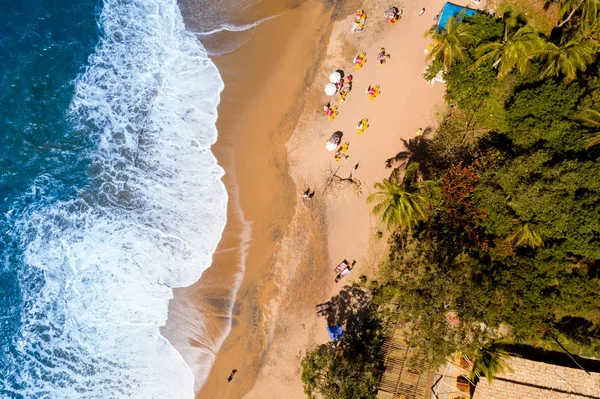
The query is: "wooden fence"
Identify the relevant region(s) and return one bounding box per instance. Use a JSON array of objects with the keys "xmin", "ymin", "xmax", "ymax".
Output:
[{"xmin": 377, "ymin": 321, "xmax": 433, "ymax": 399}]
